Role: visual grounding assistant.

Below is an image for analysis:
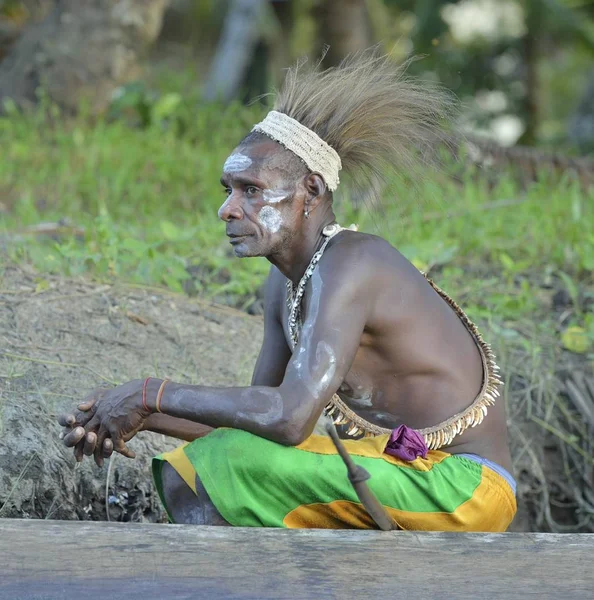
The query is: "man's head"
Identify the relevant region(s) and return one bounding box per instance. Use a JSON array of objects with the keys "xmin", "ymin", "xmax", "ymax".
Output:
[
  {"xmin": 218, "ymin": 133, "xmax": 330, "ymax": 258},
  {"xmin": 218, "ymin": 49, "xmax": 455, "ymax": 258}
]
